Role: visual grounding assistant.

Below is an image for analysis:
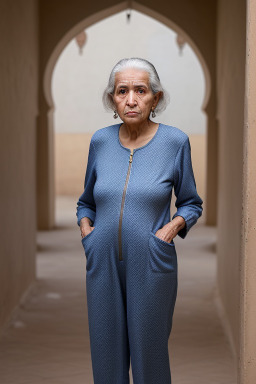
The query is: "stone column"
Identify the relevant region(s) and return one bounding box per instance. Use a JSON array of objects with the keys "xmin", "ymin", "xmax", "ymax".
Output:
[
  {"xmin": 205, "ymin": 90, "xmax": 218, "ymax": 226},
  {"xmin": 36, "ymin": 91, "xmax": 55, "ymax": 230}
]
